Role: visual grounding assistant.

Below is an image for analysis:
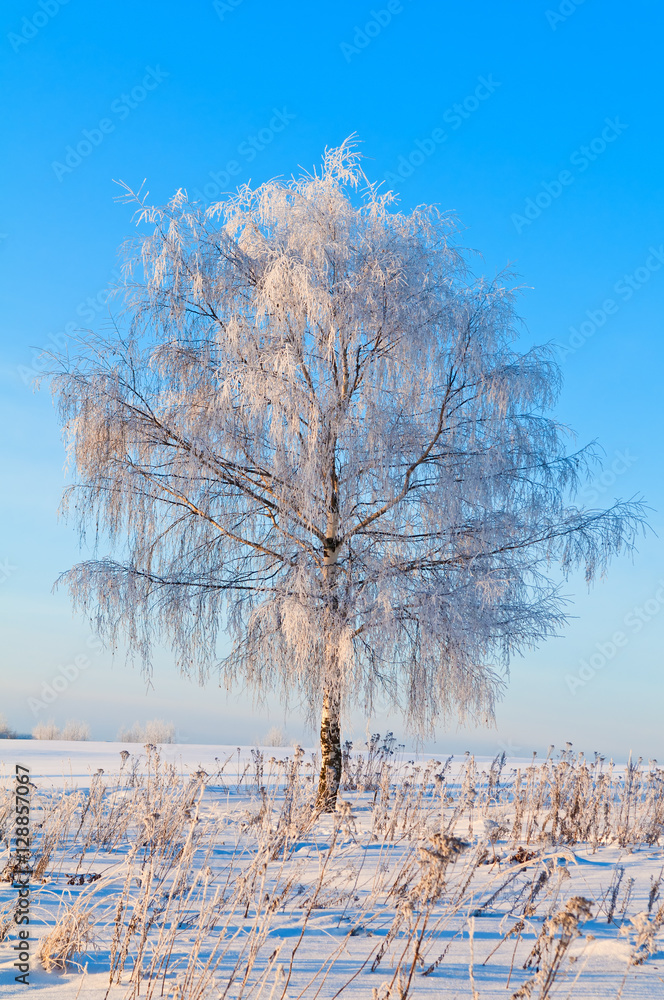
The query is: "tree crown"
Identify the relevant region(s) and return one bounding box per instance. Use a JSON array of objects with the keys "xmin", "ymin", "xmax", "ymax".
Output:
[{"xmin": 48, "ymin": 142, "xmax": 646, "ymax": 734}]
